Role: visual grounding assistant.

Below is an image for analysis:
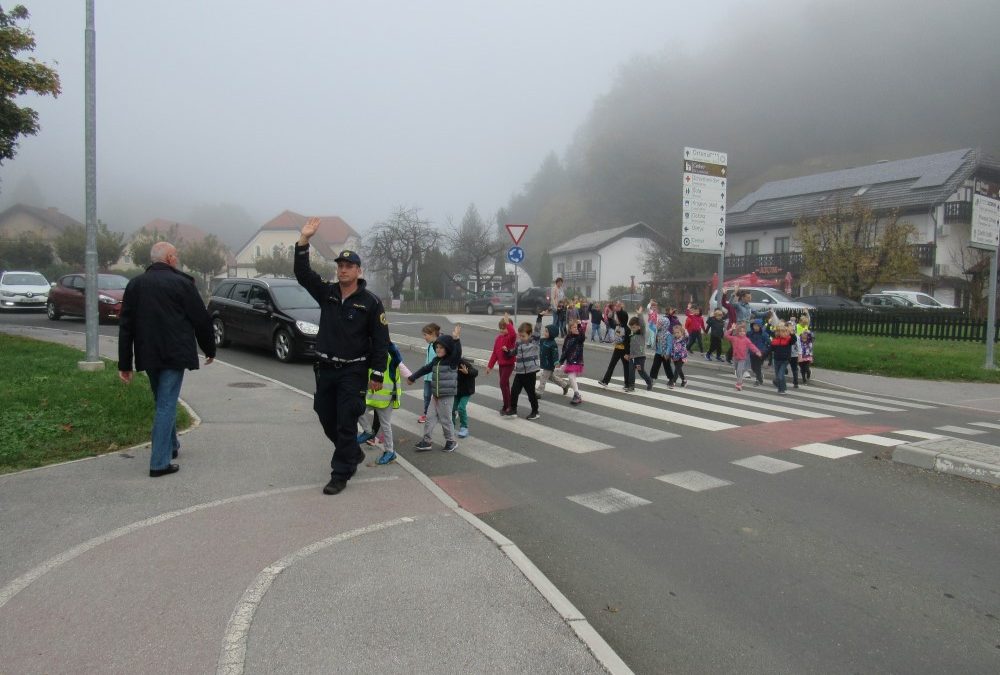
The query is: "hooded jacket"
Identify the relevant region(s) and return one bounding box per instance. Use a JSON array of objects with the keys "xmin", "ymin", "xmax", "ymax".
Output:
[
  {"xmin": 612, "ymin": 310, "xmax": 631, "ymax": 353},
  {"xmin": 748, "ymin": 322, "xmax": 771, "ymax": 355},
  {"xmin": 409, "ymin": 334, "xmax": 462, "ymax": 397},
  {"xmin": 487, "ymin": 320, "xmax": 517, "ymax": 369},
  {"xmin": 456, "ymin": 358, "xmax": 479, "ymax": 397},
  {"xmin": 539, "ymin": 323, "xmax": 560, "ymax": 371},
  {"xmin": 512, "ymin": 315, "xmax": 543, "ymax": 374}
]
